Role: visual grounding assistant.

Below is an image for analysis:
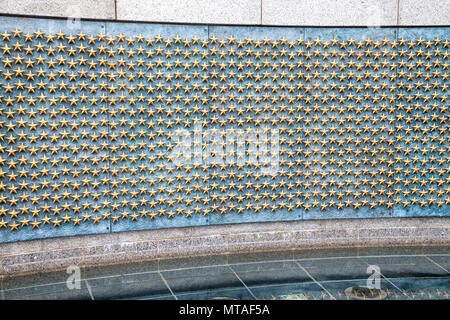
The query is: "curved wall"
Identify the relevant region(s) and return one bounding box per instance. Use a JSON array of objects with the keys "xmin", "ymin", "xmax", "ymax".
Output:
[{"xmin": 0, "ymin": 1, "xmax": 449, "ymax": 275}]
